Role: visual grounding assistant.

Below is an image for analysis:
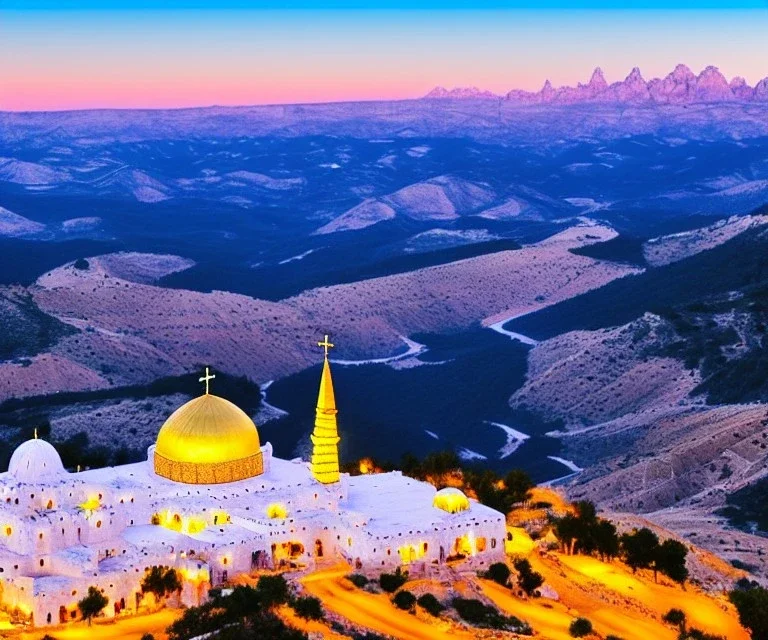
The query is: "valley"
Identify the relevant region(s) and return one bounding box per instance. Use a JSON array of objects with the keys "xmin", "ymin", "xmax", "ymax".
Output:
[{"xmin": 2, "ymin": 102, "xmax": 768, "ymax": 590}]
